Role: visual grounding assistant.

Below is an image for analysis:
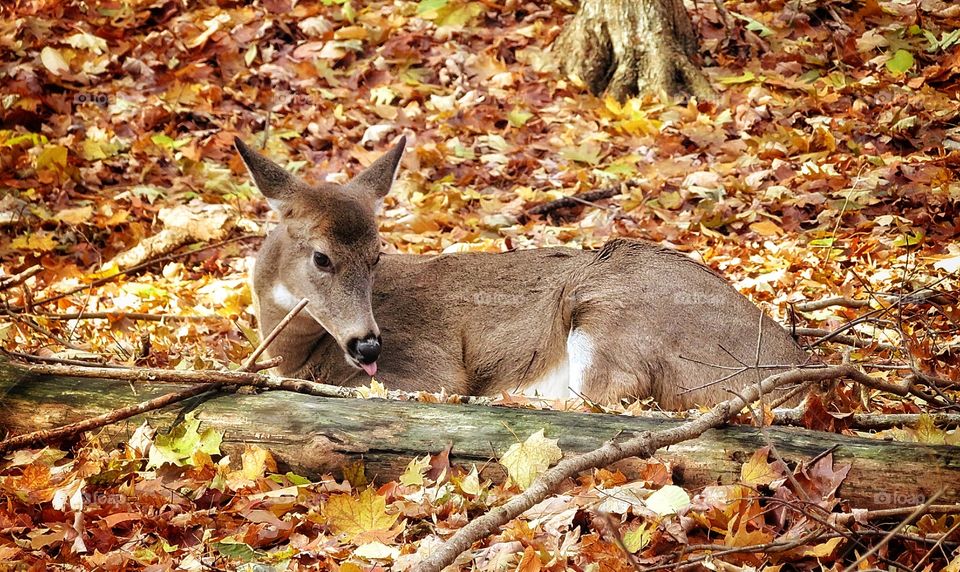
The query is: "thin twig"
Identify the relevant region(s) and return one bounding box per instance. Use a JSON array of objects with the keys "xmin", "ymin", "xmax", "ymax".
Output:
[
  {"xmin": 832, "ymin": 503, "xmax": 960, "ymax": 526},
  {"xmin": 773, "ymin": 408, "xmax": 960, "ymax": 430},
  {"xmin": 242, "ymin": 298, "xmax": 308, "ymax": 370},
  {"xmin": 0, "ymin": 349, "xmax": 121, "ymax": 369},
  {"xmin": 794, "ymin": 296, "xmax": 871, "ymax": 312},
  {"xmin": 8, "ymin": 311, "xmax": 229, "ymax": 323},
  {"xmin": 526, "ymin": 185, "xmax": 623, "ymax": 216},
  {"xmin": 912, "ymin": 518, "xmax": 960, "ymax": 571},
  {"xmin": 793, "ymin": 327, "xmax": 897, "ymax": 351},
  {"xmin": 0, "ymin": 382, "xmax": 217, "ymax": 454}
]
